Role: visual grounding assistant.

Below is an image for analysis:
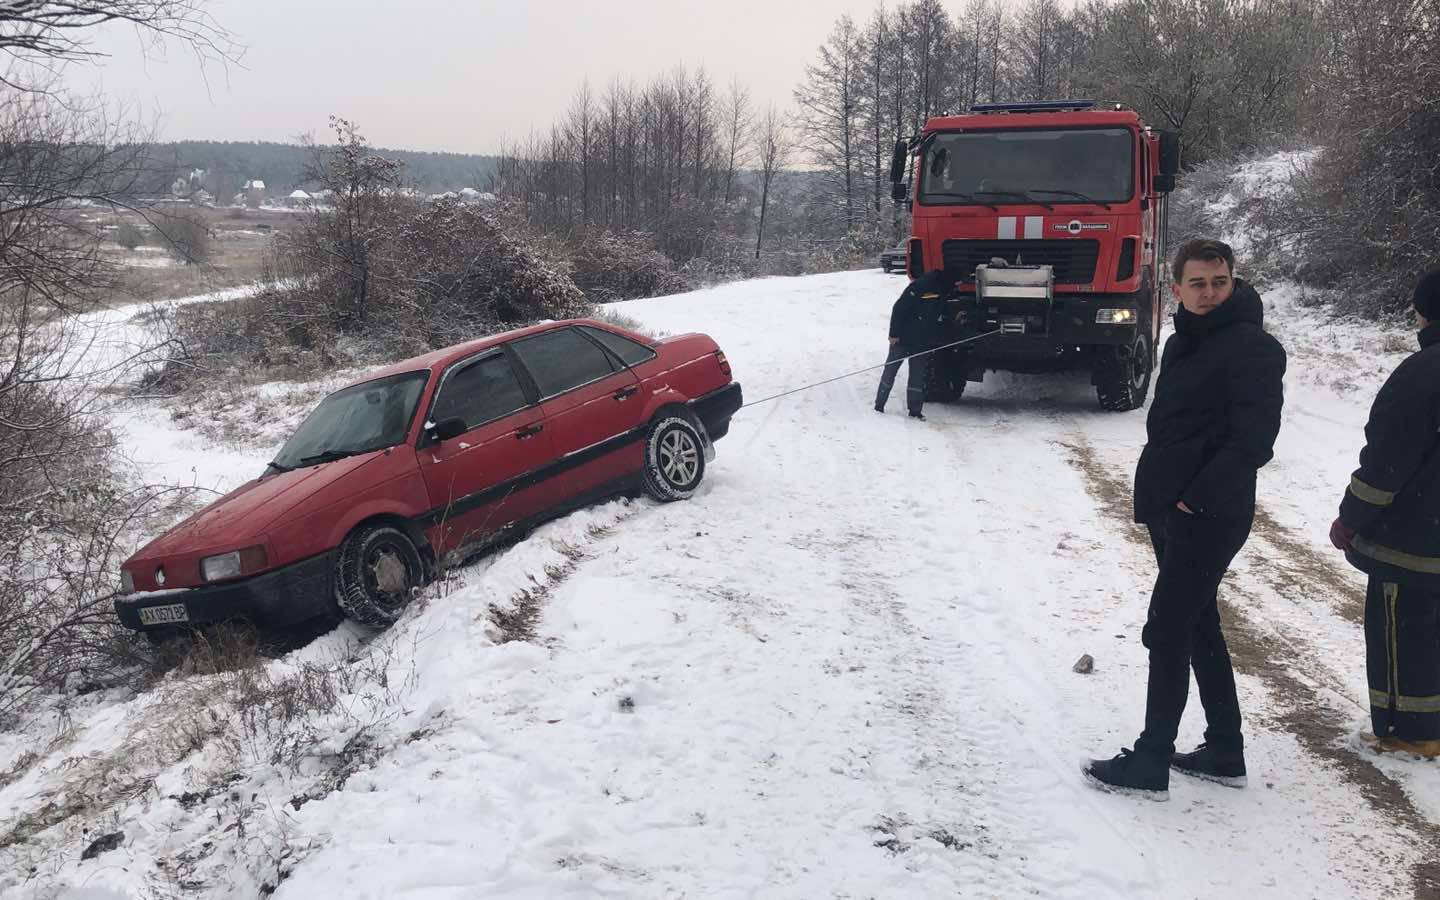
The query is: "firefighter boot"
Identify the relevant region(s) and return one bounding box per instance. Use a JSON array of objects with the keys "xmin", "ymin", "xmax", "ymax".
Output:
[
  {"xmin": 1083, "ymin": 748, "xmax": 1169, "ymax": 801},
  {"xmin": 1369, "ymin": 736, "xmax": 1440, "ymax": 759},
  {"xmin": 1171, "ymin": 743, "xmax": 1247, "ymax": 787}
]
